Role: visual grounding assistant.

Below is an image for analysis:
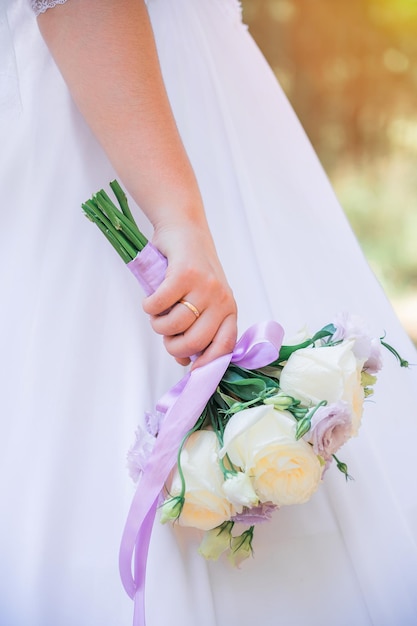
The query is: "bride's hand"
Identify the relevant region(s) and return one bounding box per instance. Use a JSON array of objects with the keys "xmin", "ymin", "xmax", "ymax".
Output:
[{"xmin": 142, "ymin": 222, "xmax": 238, "ymax": 368}]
